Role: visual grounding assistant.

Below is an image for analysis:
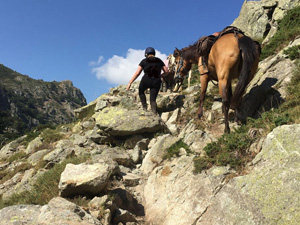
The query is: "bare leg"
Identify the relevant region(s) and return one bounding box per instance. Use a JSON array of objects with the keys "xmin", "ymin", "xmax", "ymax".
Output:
[{"xmin": 197, "ymin": 74, "xmax": 209, "ymax": 118}]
